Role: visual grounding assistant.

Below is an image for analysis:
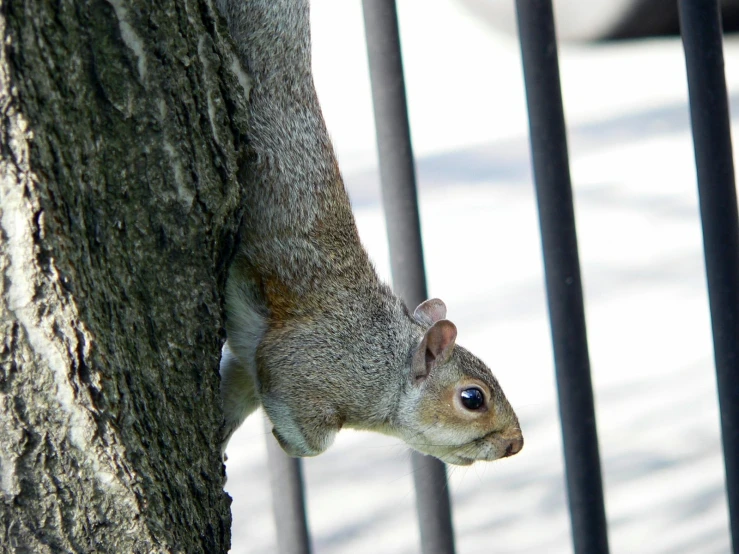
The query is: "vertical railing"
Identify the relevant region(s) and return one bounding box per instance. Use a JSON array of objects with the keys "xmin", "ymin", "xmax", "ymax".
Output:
[
  {"xmin": 361, "ymin": 1, "xmax": 457, "ymax": 553},
  {"xmin": 678, "ymin": 1, "xmax": 739, "ymax": 551},
  {"xmin": 264, "ymin": 420, "xmax": 313, "ymax": 554},
  {"xmin": 514, "ymin": 2, "xmax": 610, "ymax": 553}
]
